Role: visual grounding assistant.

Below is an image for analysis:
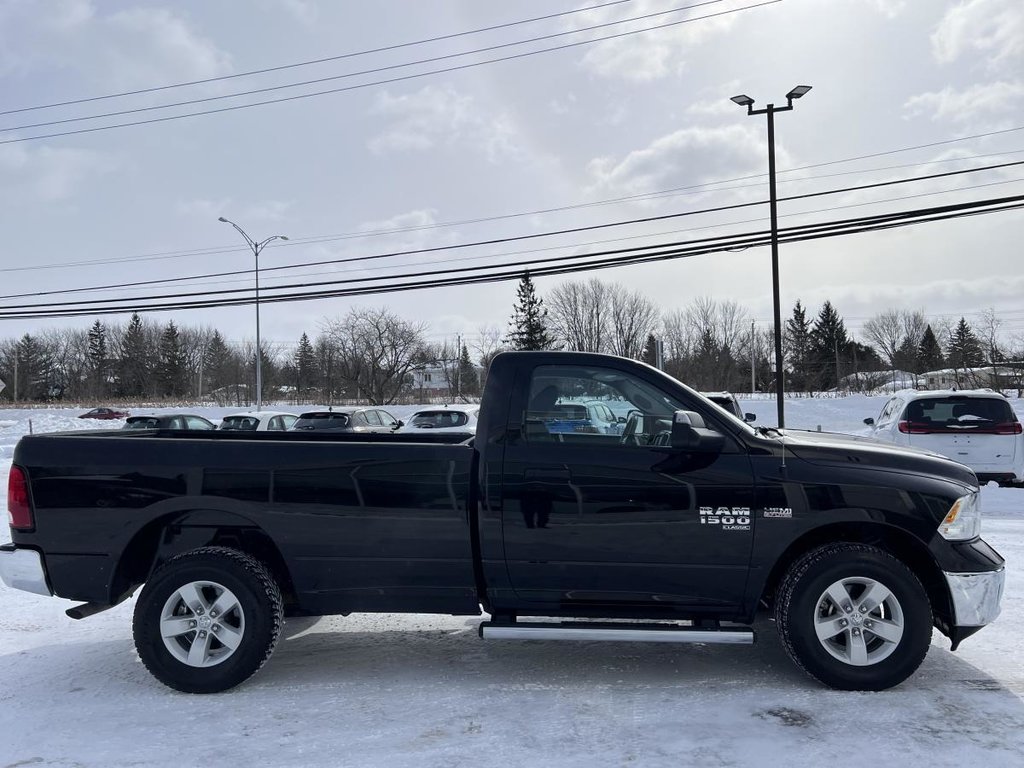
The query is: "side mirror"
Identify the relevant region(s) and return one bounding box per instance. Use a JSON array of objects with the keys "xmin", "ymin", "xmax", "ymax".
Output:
[
  {"xmin": 396, "ymin": 420, "xmax": 405, "ymax": 428},
  {"xmin": 670, "ymin": 410, "xmax": 725, "ymax": 453},
  {"xmin": 617, "ymin": 415, "xmax": 627, "ymax": 424},
  {"xmin": 863, "ymin": 417, "xmax": 875, "ymax": 426},
  {"xmin": 744, "ymin": 413, "xmax": 756, "ymax": 423}
]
